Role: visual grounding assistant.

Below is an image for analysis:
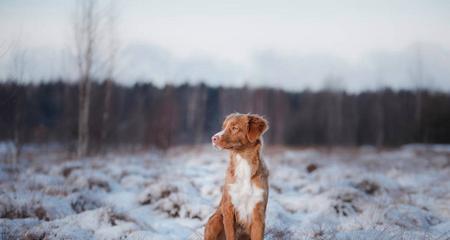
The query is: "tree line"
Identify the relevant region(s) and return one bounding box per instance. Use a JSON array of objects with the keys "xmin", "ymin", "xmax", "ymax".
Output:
[{"xmin": 0, "ymin": 81, "xmax": 449, "ymax": 153}]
